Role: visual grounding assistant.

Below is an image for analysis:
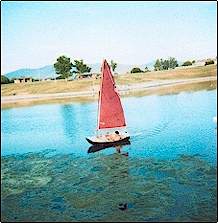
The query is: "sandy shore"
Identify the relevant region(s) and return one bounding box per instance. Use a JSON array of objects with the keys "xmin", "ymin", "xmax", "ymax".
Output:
[{"xmin": 1, "ymin": 76, "xmax": 217, "ymax": 109}]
